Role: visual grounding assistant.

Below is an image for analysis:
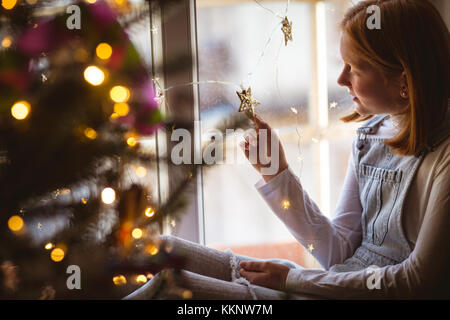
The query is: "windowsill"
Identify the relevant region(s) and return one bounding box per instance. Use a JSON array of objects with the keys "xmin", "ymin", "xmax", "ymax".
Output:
[{"xmin": 209, "ymin": 240, "xmax": 308, "ymax": 267}]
